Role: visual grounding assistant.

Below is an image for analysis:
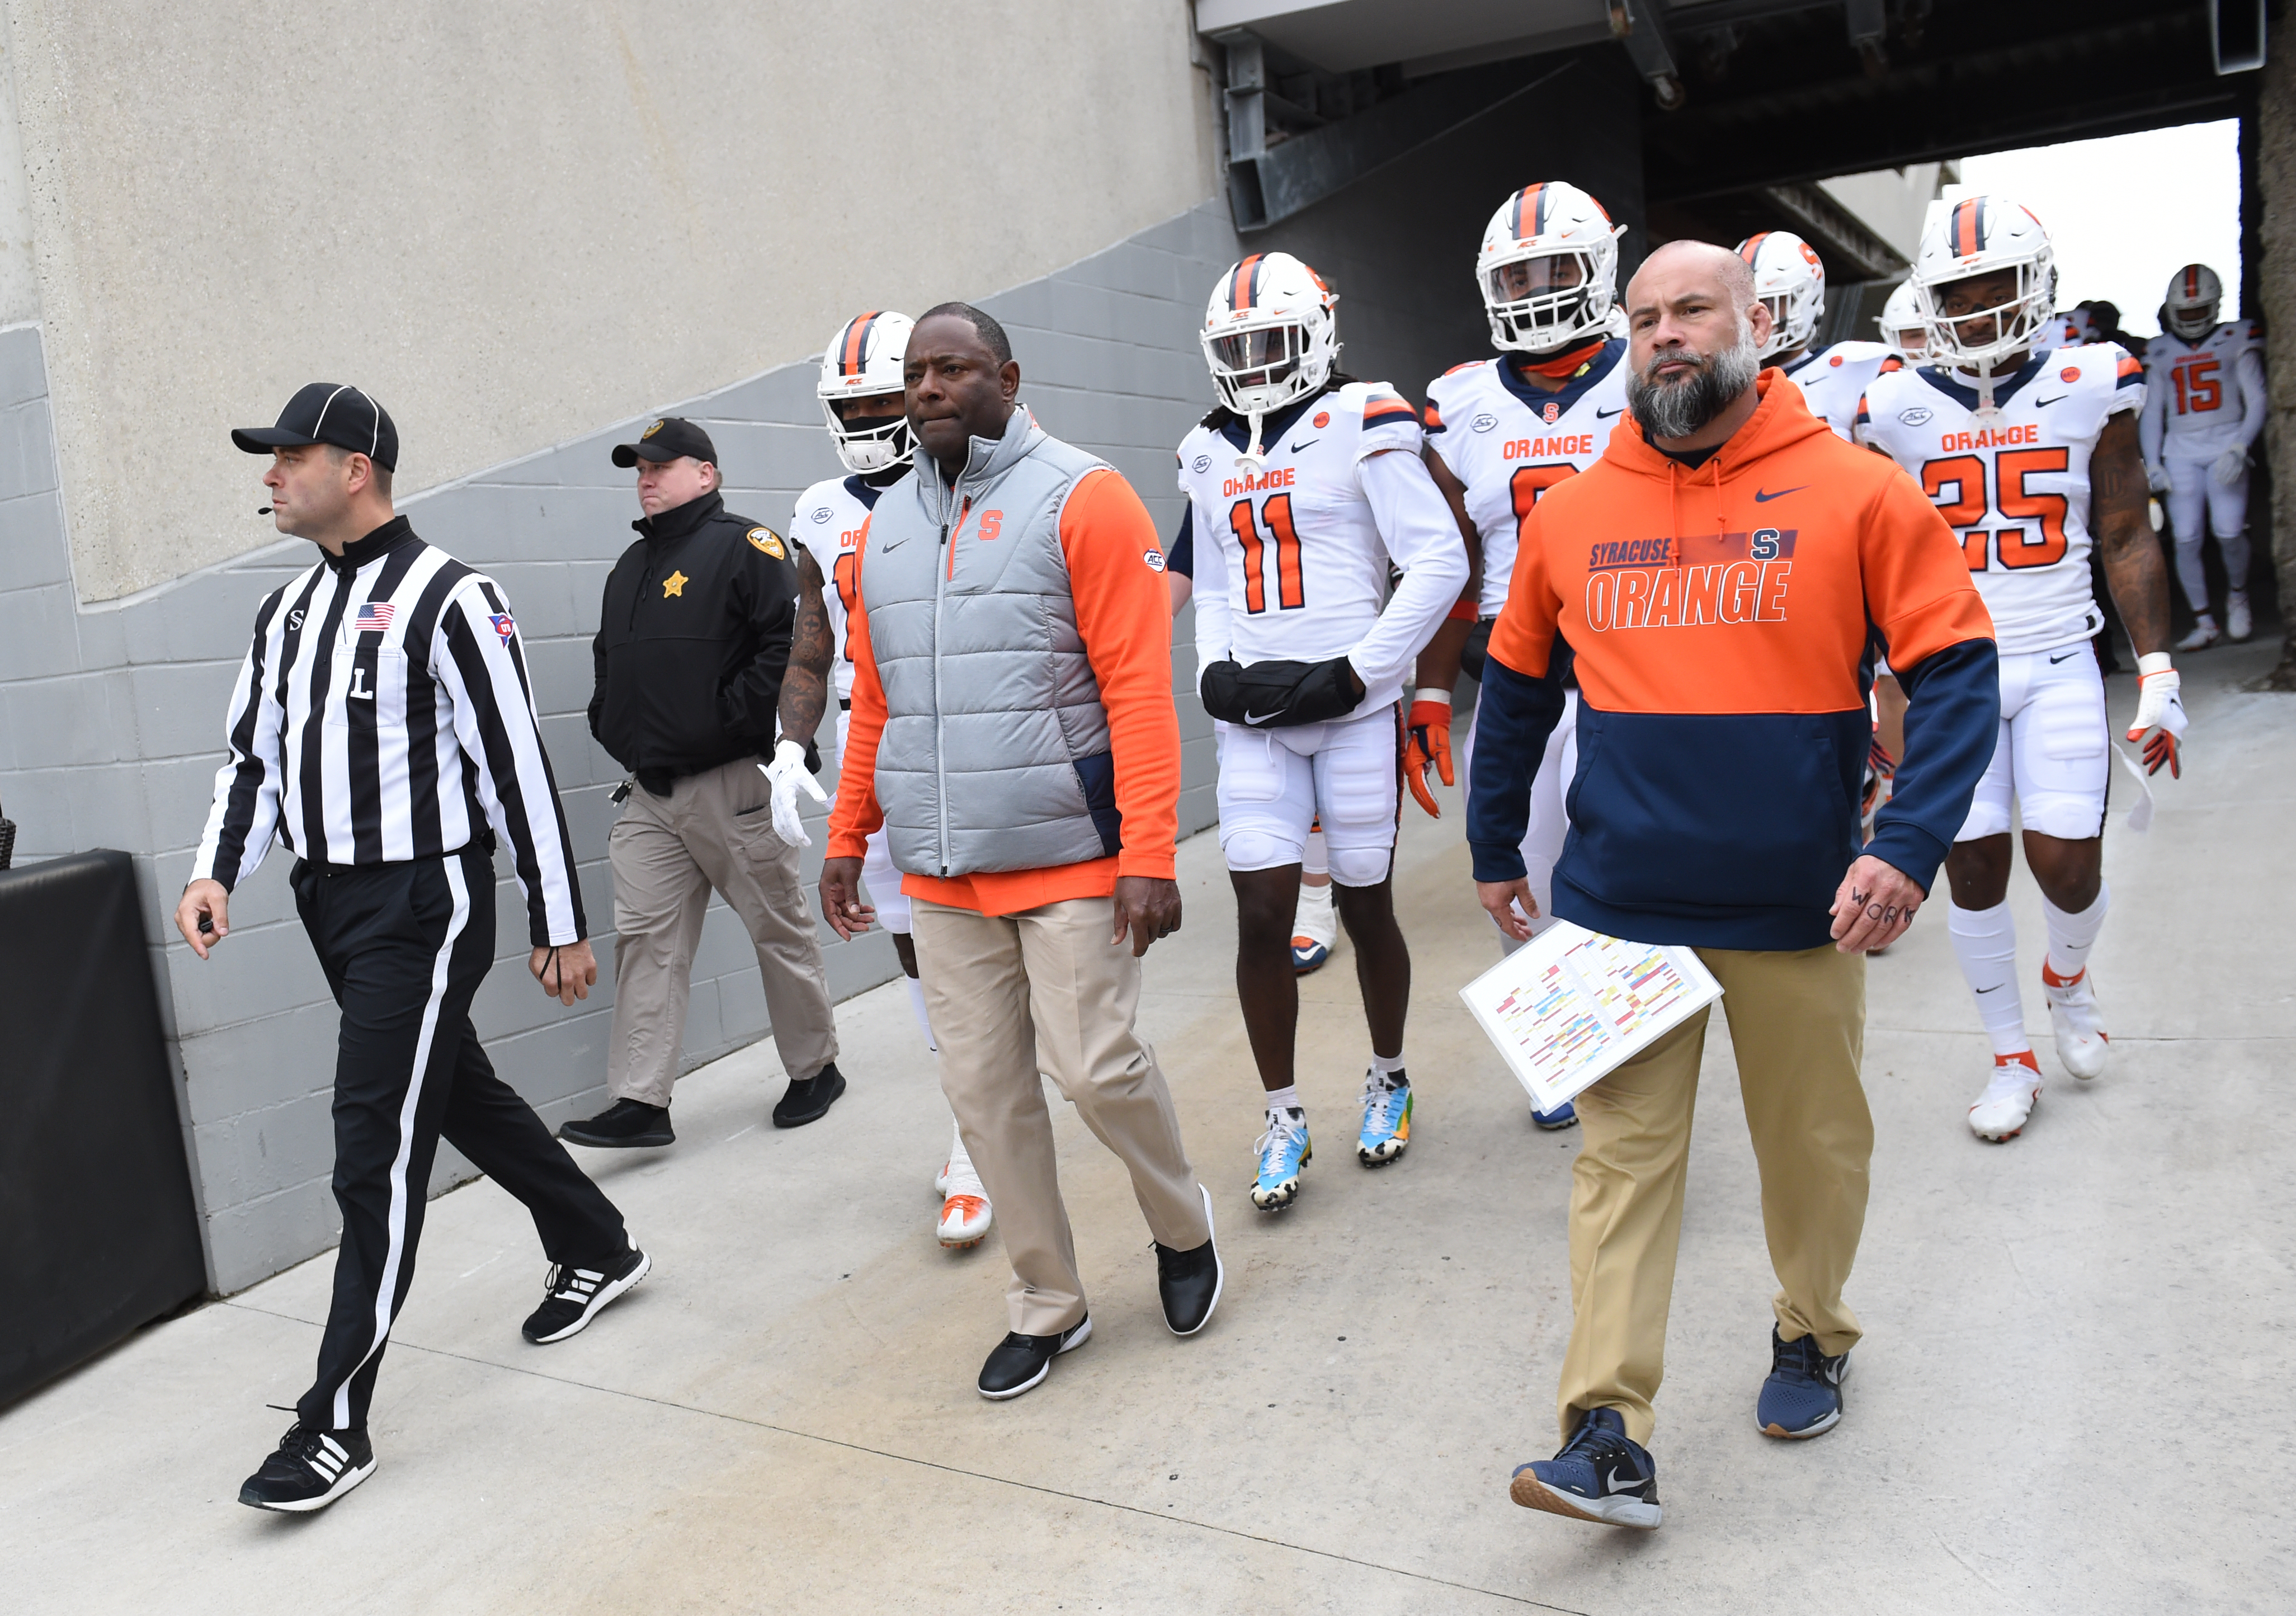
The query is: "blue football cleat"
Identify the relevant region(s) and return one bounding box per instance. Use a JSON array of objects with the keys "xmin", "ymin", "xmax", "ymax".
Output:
[
  {"xmin": 1758, "ymin": 1326, "xmax": 1849, "ymax": 1438},
  {"xmin": 1510, "ymin": 1407, "xmax": 1661, "ymax": 1529},
  {"xmin": 1357, "ymin": 1070, "xmax": 1412, "ymax": 1166},
  {"xmin": 1251, "ymin": 1109, "xmax": 1312, "ymax": 1210},
  {"xmin": 1291, "ymin": 935, "xmax": 1330, "ymax": 973}
]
